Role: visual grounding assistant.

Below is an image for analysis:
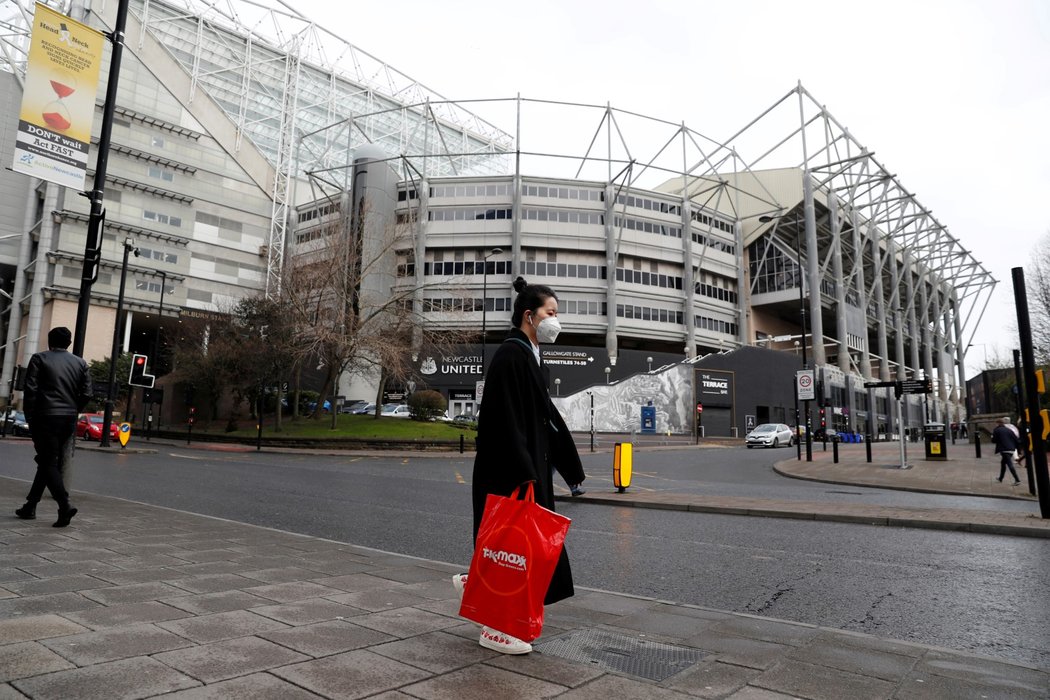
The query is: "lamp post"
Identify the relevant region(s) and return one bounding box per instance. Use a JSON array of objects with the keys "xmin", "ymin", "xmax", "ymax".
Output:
[
  {"xmin": 150, "ymin": 271, "xmax": 167, "ymax": 430},
  {"xmin": 480, "ymin": 247, "xmax": 503, "ymax": 375},
  {"xmin": 760, "ymin": 212, "xmax": 812, "ymax": 461},
  {"xmin": 604, "ymin": 366, "xmax": 611, "ymax": 384},
  {"xmin": 646, "ymin": 356, "xmax": 653, "ymax": 372},
  {"xmin": 101, "ymin": 238, "xmax": 138, "ymax": 448},
  {"xmin": 554, "ymin": 378, "xmax": 561, "ymax": 396}
]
